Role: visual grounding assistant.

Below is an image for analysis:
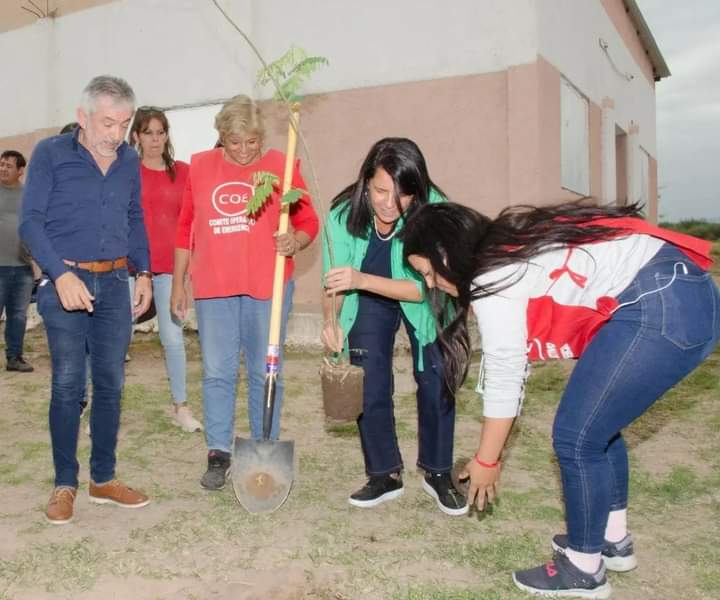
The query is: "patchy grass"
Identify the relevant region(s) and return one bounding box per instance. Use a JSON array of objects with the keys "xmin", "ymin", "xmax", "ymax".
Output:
[
  {"xmin": 625, "ymin": 353, "xmax": 719, "ymax": 448},
  {"xmin": 631, "ymin": 465, "xmax": 719, "ymax": 511},
  {"xmin": 0, "ymin": 325, "xmax": 718, "ymax": 599},
  {"xmin": 0, "ymin": 538, "xmax": 106, "ymax": 592},
  {"xmin": 325, "ymin": 421, "xmax": 358, "ymax": 438},
  {"xmin": 398, "ymin": 590, "xmax": 523, "ymax": 600}
]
